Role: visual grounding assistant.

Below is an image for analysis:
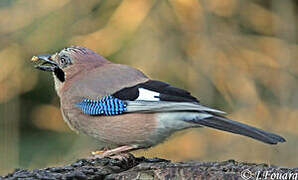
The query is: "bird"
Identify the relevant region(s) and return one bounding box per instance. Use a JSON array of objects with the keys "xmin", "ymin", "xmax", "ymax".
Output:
[{"xmin": 31, "ymin": 46, "xmax": 285, "ymax": 157}]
